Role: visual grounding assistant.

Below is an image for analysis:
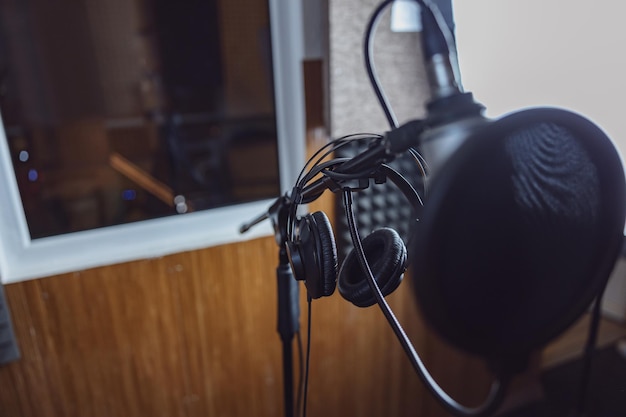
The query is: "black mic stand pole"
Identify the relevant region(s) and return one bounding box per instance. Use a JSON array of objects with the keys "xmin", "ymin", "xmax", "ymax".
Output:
[
  {"xmin": 277, "ymin": 244, "xmax": 300, "ymax": 417},
  {"xmin": 241, "ymin": 197, "xmax": 299, "ymax": 417}
]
